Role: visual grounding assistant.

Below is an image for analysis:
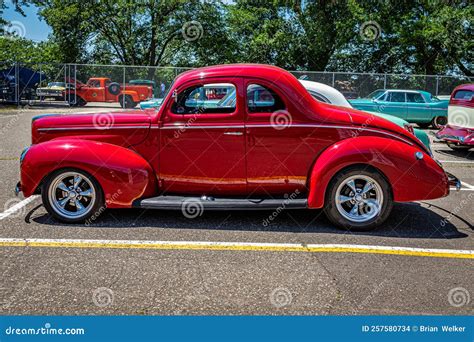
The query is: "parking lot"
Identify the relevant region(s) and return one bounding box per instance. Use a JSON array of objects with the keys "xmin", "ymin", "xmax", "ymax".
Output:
[{"xmin": 0, "ymin": 104, "xmax": 472, "ymax": 315}]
